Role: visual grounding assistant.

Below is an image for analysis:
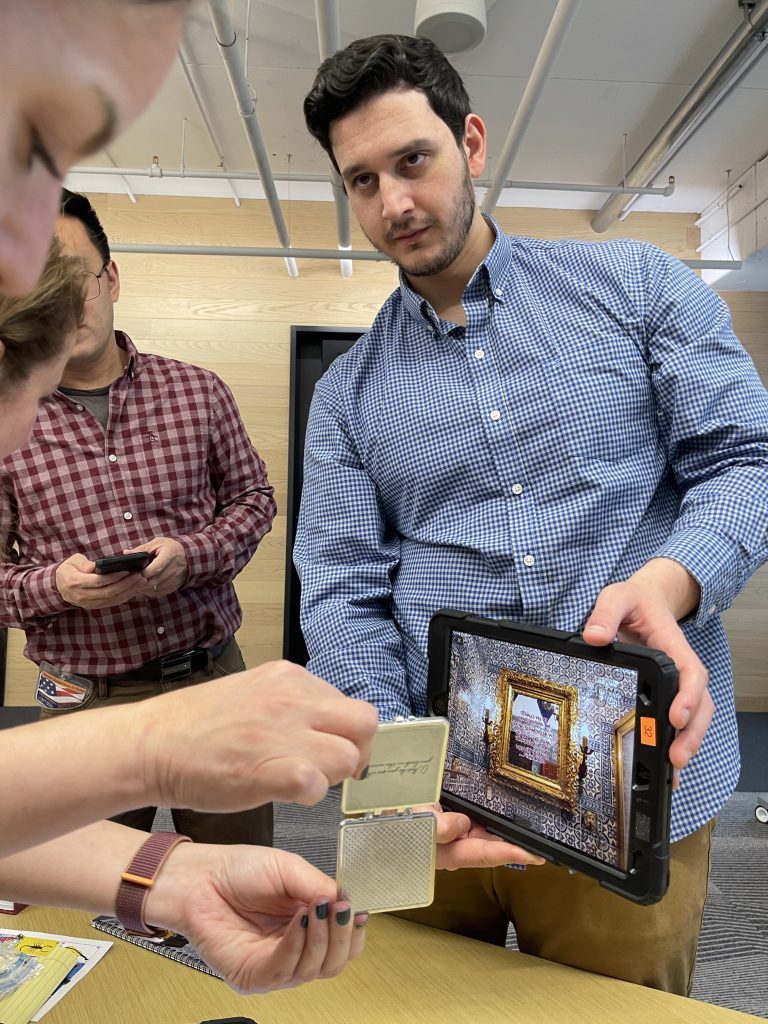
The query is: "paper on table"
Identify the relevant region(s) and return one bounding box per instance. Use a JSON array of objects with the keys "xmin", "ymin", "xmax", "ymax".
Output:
[
  {"xmin": 0, "ymin": 941, "xmax": 77, "ymax": 1024},
  {"xmin": 0, "ymin": 929, "xmax": 112, "ymax": 1022}
]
